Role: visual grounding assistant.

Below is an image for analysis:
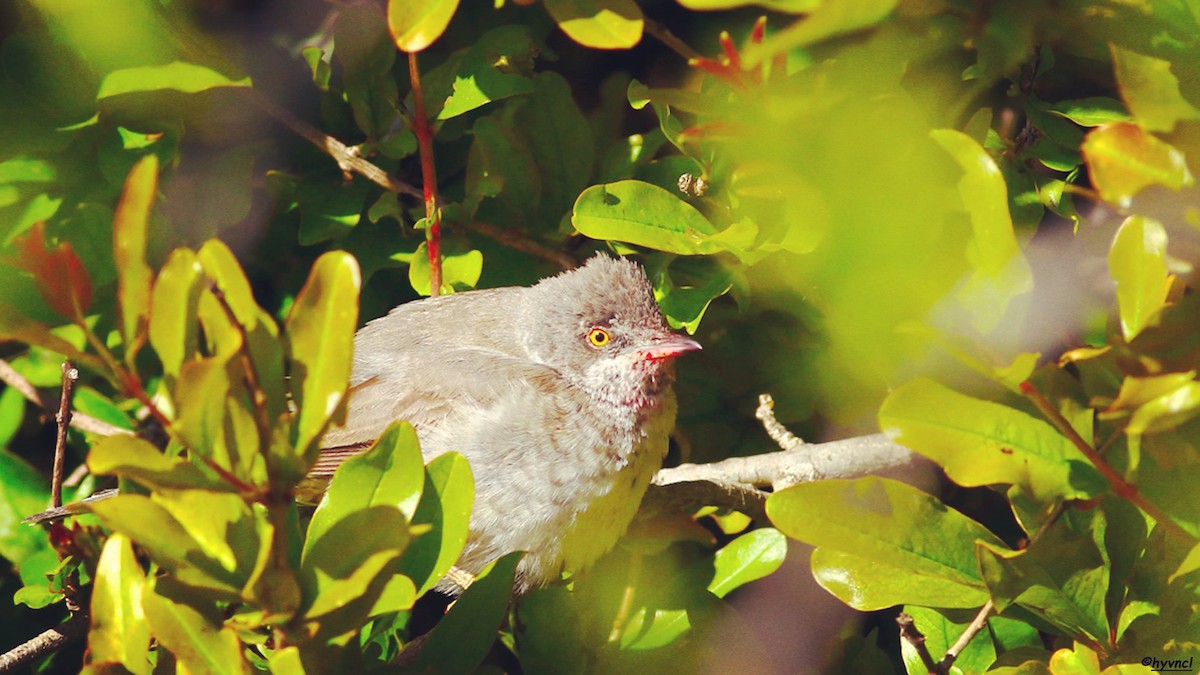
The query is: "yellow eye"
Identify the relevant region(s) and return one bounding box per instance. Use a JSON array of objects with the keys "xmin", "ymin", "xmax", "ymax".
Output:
[{"xmin": 587, "ymin": 327, "xmax": 611, "ymax": 348}]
